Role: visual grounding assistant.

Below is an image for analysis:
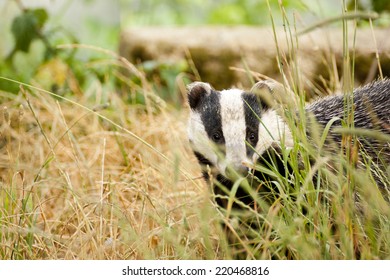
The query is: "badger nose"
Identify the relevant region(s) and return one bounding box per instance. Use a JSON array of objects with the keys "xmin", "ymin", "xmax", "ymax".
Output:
[
  {"xmin": 225, "ymin": 165, "xmax": 249, "ymax": 179},
  {"xmin": 236, "ymin": 165, "xmax": 249, "ymax": 174}
]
